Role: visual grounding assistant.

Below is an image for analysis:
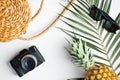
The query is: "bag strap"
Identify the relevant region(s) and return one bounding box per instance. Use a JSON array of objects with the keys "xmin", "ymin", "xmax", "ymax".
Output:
[
  {"xmin": 67, "ymin": 78, "xmax": 84, "ymax": 80},
  {"xmin": 31, "ymin": 0, "xmax": 44, "ymax": 21},
  {"xmin": 18, "ymin": 0, "xmax": 75, "ymax": 40}
]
